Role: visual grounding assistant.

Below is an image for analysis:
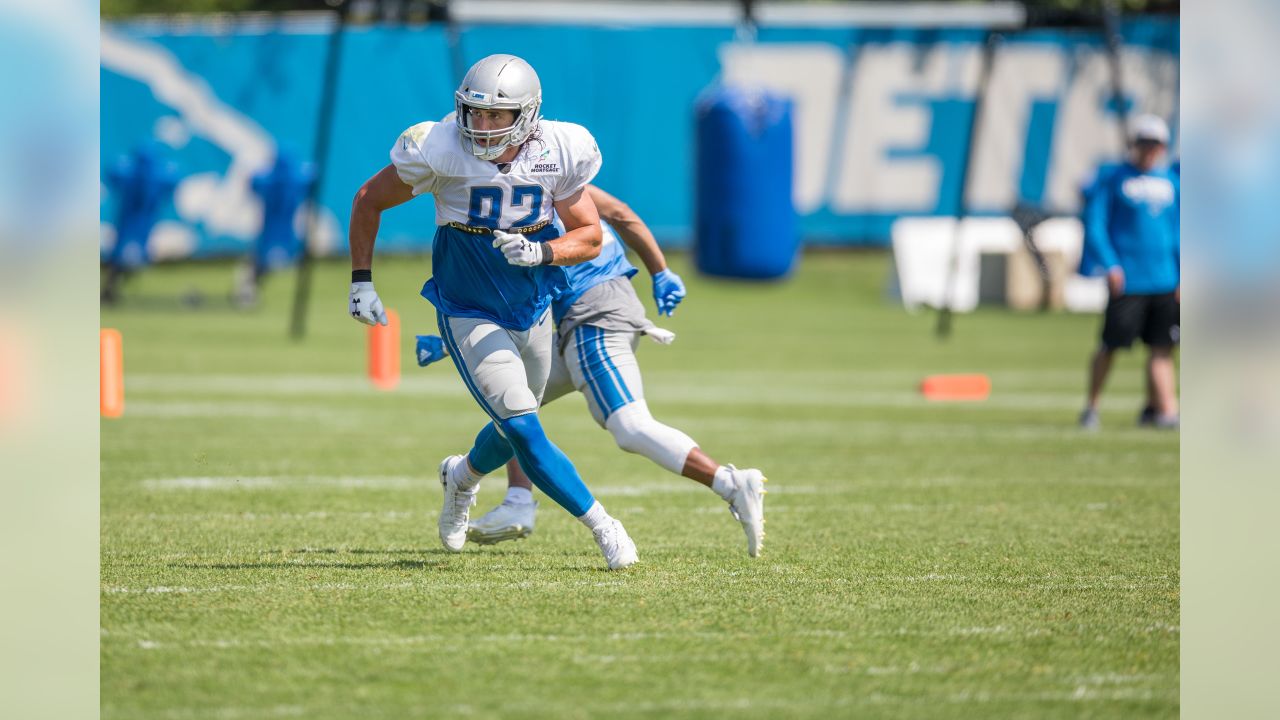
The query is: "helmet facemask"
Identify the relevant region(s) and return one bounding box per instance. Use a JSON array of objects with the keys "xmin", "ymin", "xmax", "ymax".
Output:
[{"xmin": 454, "ymin": 96, "xmax": 541, "ymax": 161}]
